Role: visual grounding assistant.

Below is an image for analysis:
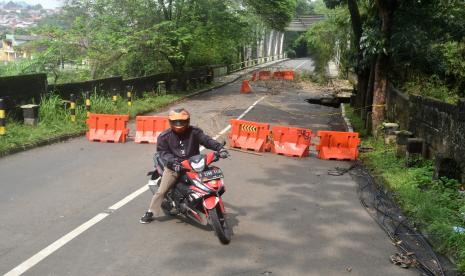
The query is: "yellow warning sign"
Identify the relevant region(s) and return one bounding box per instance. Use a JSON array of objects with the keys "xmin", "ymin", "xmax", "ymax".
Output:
[{"xmin": 241, "ymin": 124, "xmax": 257, "ymax": 132}]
